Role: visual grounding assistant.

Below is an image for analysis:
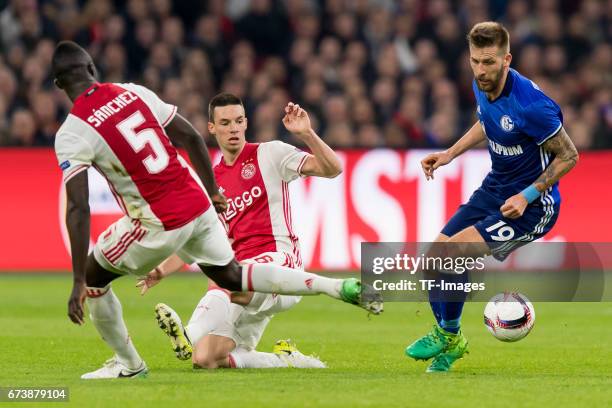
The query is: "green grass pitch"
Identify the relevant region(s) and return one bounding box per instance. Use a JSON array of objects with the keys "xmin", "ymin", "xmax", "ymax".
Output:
[{"xmin": 0, "ymin": 273, "xmax": 610, "ymax": 407}]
